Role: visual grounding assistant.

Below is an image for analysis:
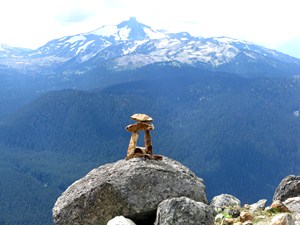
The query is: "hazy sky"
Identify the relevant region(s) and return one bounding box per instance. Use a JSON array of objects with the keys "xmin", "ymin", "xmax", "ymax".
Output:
[{"xmin": 1, "ymin": 0, "xmax": 299, "ymax": 52}]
